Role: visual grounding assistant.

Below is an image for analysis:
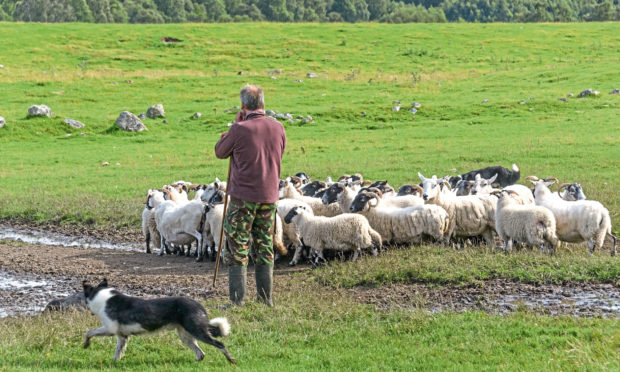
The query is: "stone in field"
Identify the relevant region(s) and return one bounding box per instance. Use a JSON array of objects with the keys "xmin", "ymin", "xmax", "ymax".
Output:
[
  {"xmin": 115, "ymin": 111, "xmax": 147, "ymax": 132},
  {"xmin": 392, "ymin": 106, "xmax": 400, "ymax": 112},
  {"xmin": 138, "ymin": 113, "xmax": 146, "ymax": 119},
  {"xmin": 412, "ymin": 102, "xmax": 421, "ymax": 108},
  {"xmin": 64, "ymin": 118, "xmax": 85, "ymax": 128},
  {"xmin": 609, "ymin": 89, "xmax": 620, "ymax": 95},
  {"xmin": 101, "ymin": 161, "xmax": 110, "ymax": 166},
  {"xmin": 0, "ymin": 64, "xmax": 4, "ymax": 69},
  {"xmin": 482, "ymin": 99, "xmax": 489, "ymax": 103},
  {"xmin": 578, "ymin": 89, "xmax": 599, "ymax": 97},
  {"xmin": 192, "ymin": 112, "xmax": 202, "ymax": 119},
  {"xmin": 44, "ymin": 292, "xmax": 87, "ymax": 312},
  {"xmin": 558, "ymin": 97, "xmax": 568, "ymax": 102},
  {"xmin": 0, "ymin": 116, "xmax": 5, "ymax": 128},
  {"xmin": 306, "ymin": 72, "xmax": 318, "ymax": 78},
  {"xmin": 409, "ymin": 108, "xmax": 417, "ymax": 114},
  {"xmin": 28, "ymin": 104, "xmax": 51, "ymax": 117},
  {"xmin": 146, "ymin": 104, "xmax": 165, "ymax": 118}
]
